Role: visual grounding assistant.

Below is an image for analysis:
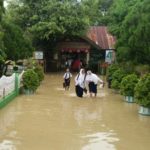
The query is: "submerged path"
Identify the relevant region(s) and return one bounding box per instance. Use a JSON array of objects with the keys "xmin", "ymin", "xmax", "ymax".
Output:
[{"xmin": 0, "ymin": 74, "xmax": 150, "ymax": 150}]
